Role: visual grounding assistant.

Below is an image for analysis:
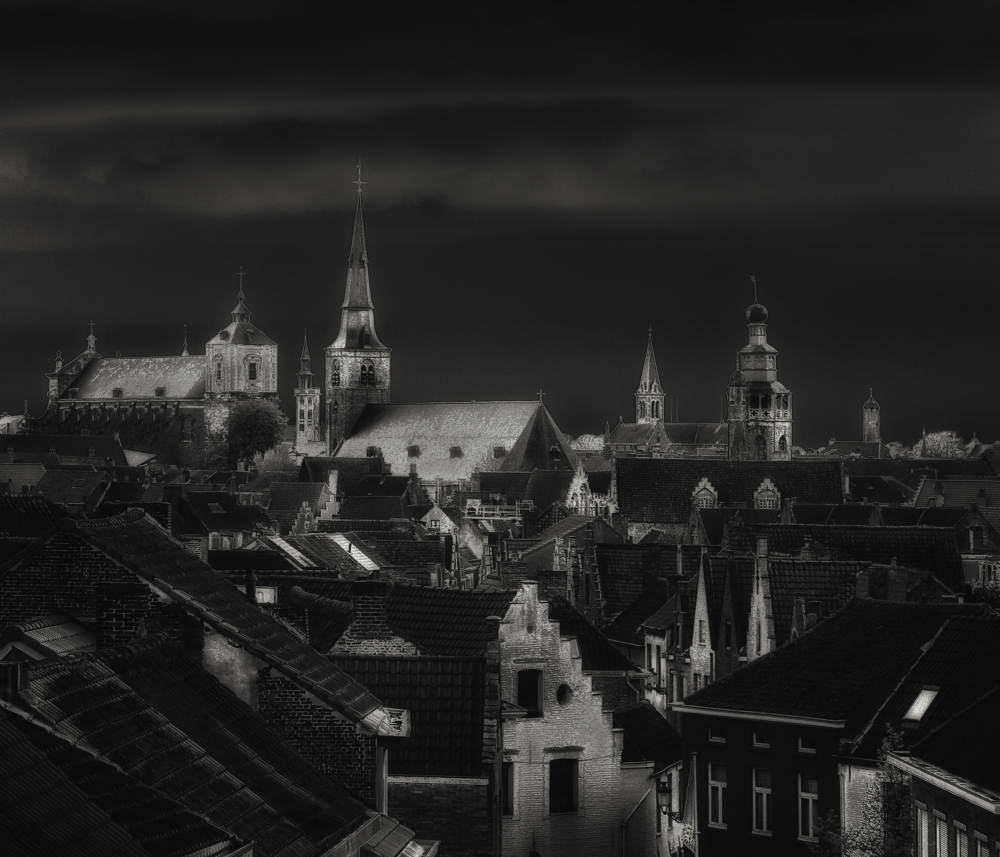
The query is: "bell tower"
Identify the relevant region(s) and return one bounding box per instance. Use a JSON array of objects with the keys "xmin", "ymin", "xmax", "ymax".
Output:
[
  {"xmin": 326, "ymin": 164, "xmax": 390, "ymax": 452},
  {"xmin": 863, "ymin": 390, "xmax": 880, "ymax": 443},
  {"xmin": 295, "ymin": 330, "xmax": 321, "ymax": 448},
  {"xmin": 635, "ymin": 329, "xmax": 665, "ymax": 424}
]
